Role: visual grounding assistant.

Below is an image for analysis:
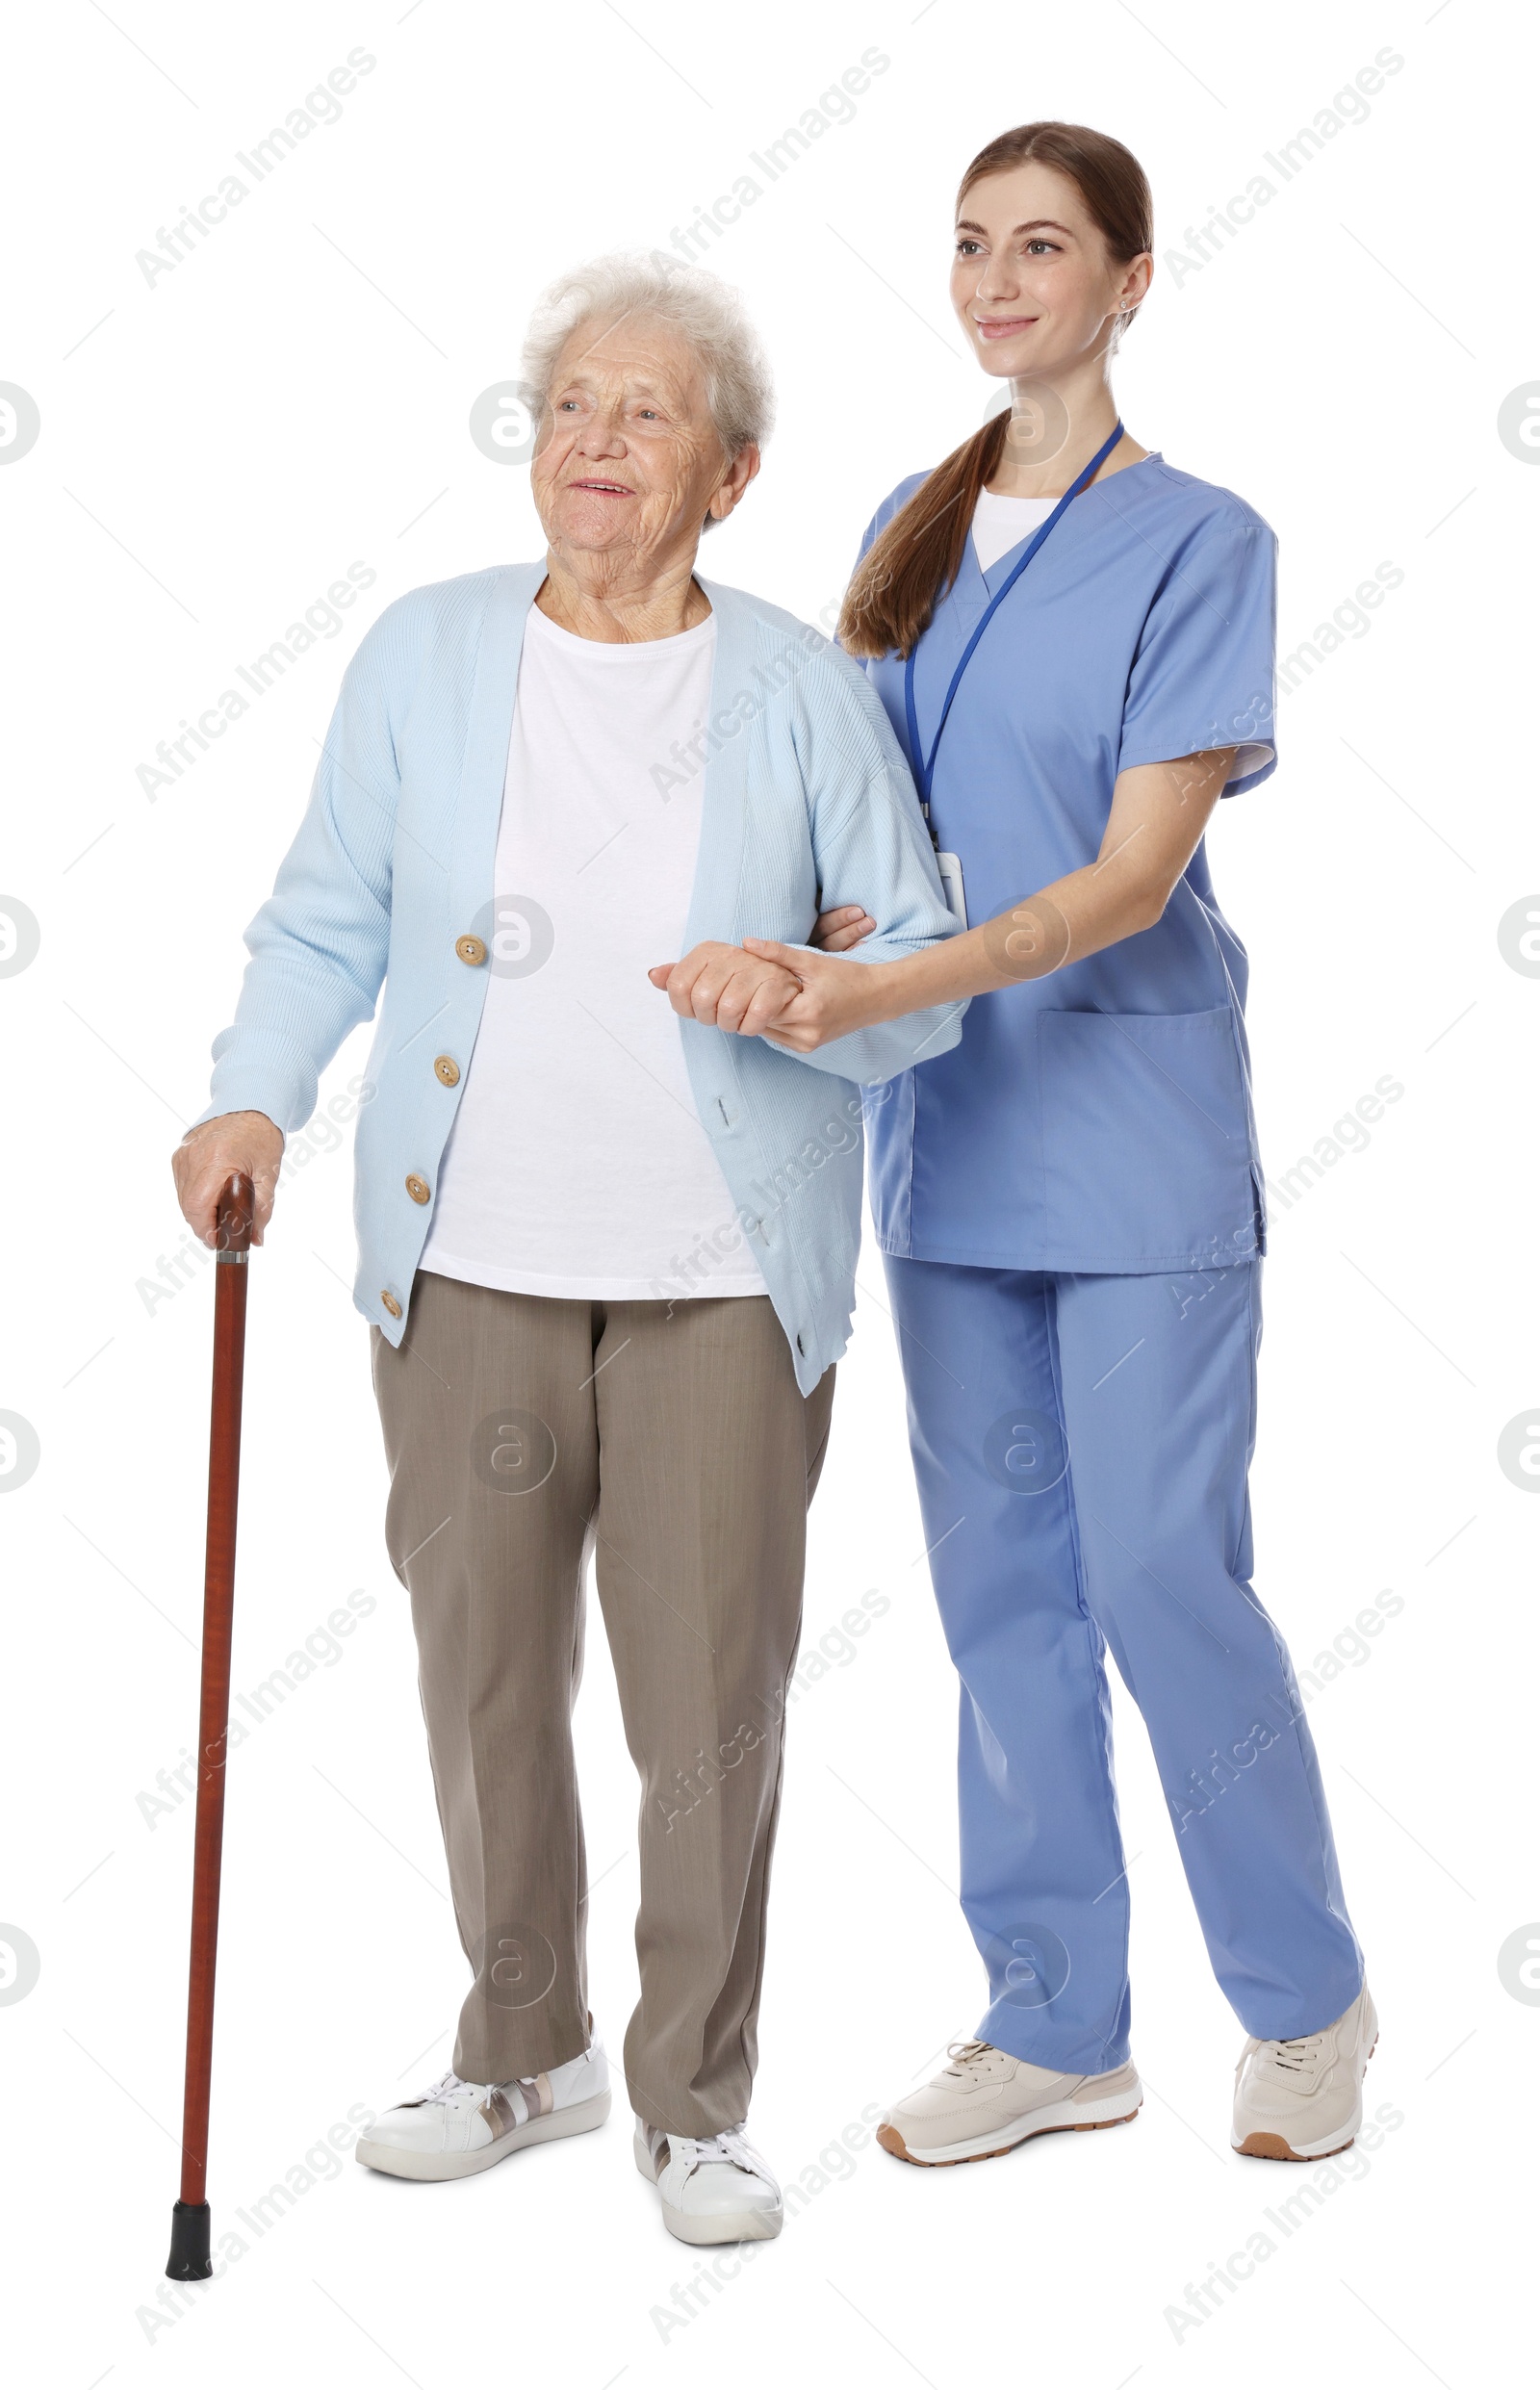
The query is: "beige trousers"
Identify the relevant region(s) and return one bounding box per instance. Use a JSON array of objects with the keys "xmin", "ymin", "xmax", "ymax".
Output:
[{"xmin": 371, "ymin": 1272, "xmax": 834, "ymax": 2135}]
